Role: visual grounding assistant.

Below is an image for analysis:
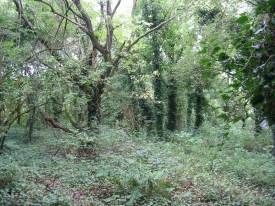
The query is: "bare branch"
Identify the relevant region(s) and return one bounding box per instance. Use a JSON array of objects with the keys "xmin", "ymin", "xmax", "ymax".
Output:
[
  {"xmin": 111, "ymin": 0, "xmax": 121, "ymax": 18},
  {"xmin": 34, "ymin": 0, "xmax": 87, "ymax": 31},
  {"xmin": 72, "ymin": 0, "xmax": 107, "ymax": 56},
  {"xmin": 126, "ymin": 14, "xmax": 177, "ymax": 51}
]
